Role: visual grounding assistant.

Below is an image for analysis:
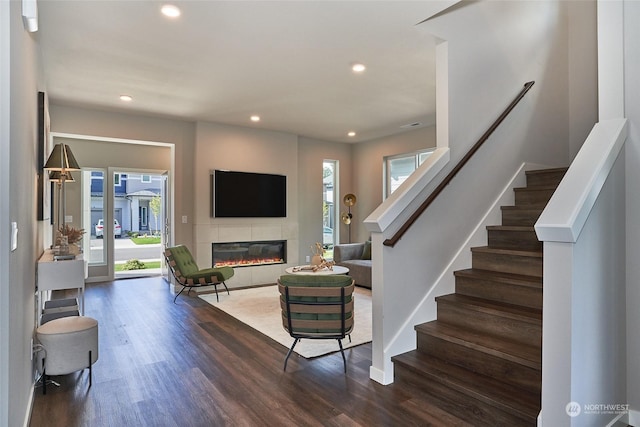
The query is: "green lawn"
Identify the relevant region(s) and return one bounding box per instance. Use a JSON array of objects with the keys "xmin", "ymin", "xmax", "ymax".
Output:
[
  {"xmin": 130, "ymin": 236, "xmax": 161, "ymax": 245},
  {"xmin": 114, "ymin": 260, "xmax": 161, "ymax": 271}
]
